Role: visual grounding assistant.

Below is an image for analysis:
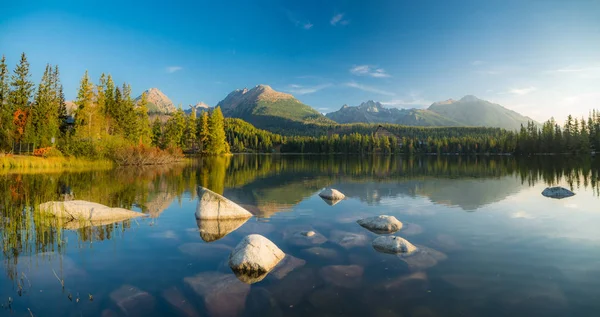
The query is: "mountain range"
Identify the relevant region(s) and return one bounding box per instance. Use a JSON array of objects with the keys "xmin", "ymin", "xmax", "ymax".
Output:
[
  {"xmin": 132, "ymin": 86, "xmax": 537, "ymax": 130},
  {"xmin": 326, "ymin": 96, "xmax": 535, "ymax": 130}
]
